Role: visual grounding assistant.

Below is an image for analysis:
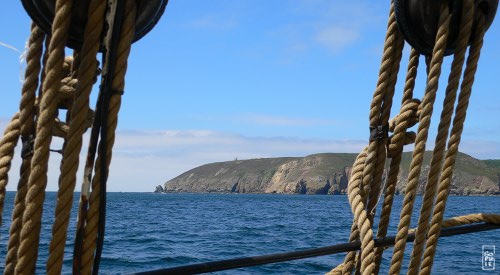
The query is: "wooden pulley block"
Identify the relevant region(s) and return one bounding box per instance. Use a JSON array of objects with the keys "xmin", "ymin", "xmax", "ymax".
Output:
[
  {"xmin": 20, "ymin": 0, "xmax": 168, "ymax": 51},
  {"xmin": 394, "ymin": 0, "xmax": 498, "ymax": 56}
]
